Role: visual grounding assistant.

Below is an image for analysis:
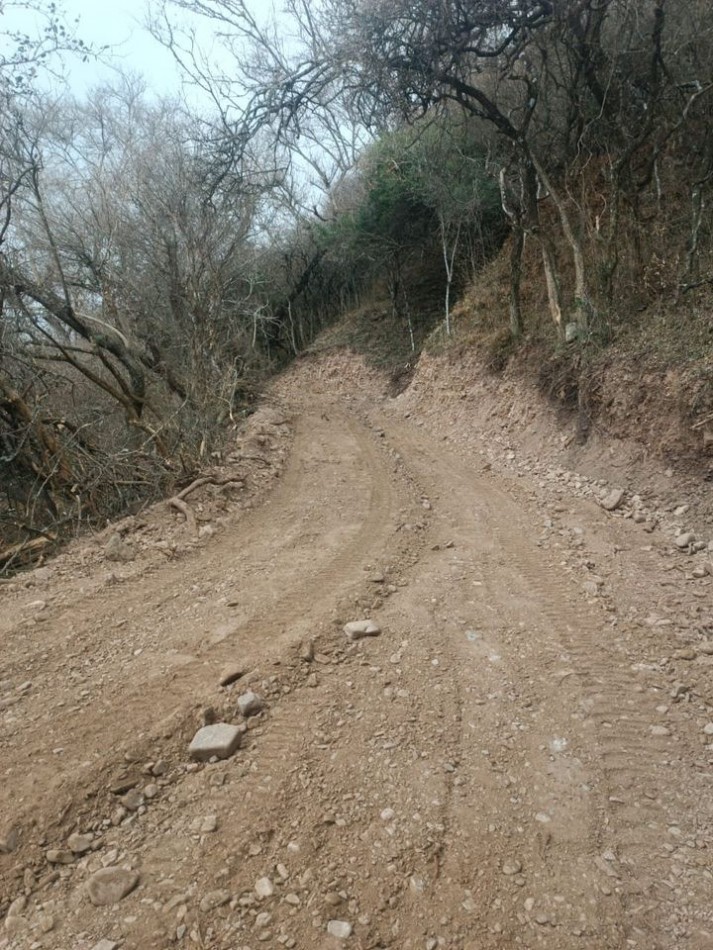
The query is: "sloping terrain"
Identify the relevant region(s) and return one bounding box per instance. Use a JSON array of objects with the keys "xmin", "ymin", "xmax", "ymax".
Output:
[{"xmin": 0, "ymin": 351, "xmax": 712, "ymax": 950}]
